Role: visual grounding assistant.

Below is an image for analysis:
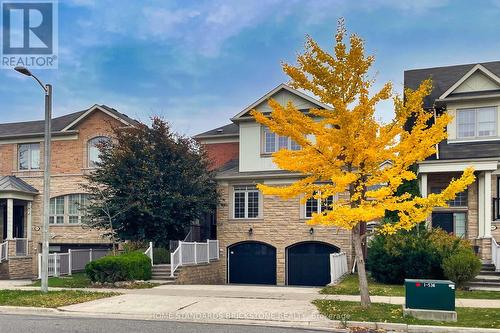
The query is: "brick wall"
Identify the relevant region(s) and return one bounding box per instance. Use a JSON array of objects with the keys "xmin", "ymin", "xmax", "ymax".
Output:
[
  {"xmin": 216, "ymin": 183, "xmax": 353, "ymax": 285},
  {"xmin": 0, "ymin": 109, "xmax": 124, "ymax": 276},
  {"xmin": 175, "ymin": 260, "xmax": 224, "ymax": 284},
  {"xmin": 203, "ymin": 142, "xmax": 238, "ymax": 170}
]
